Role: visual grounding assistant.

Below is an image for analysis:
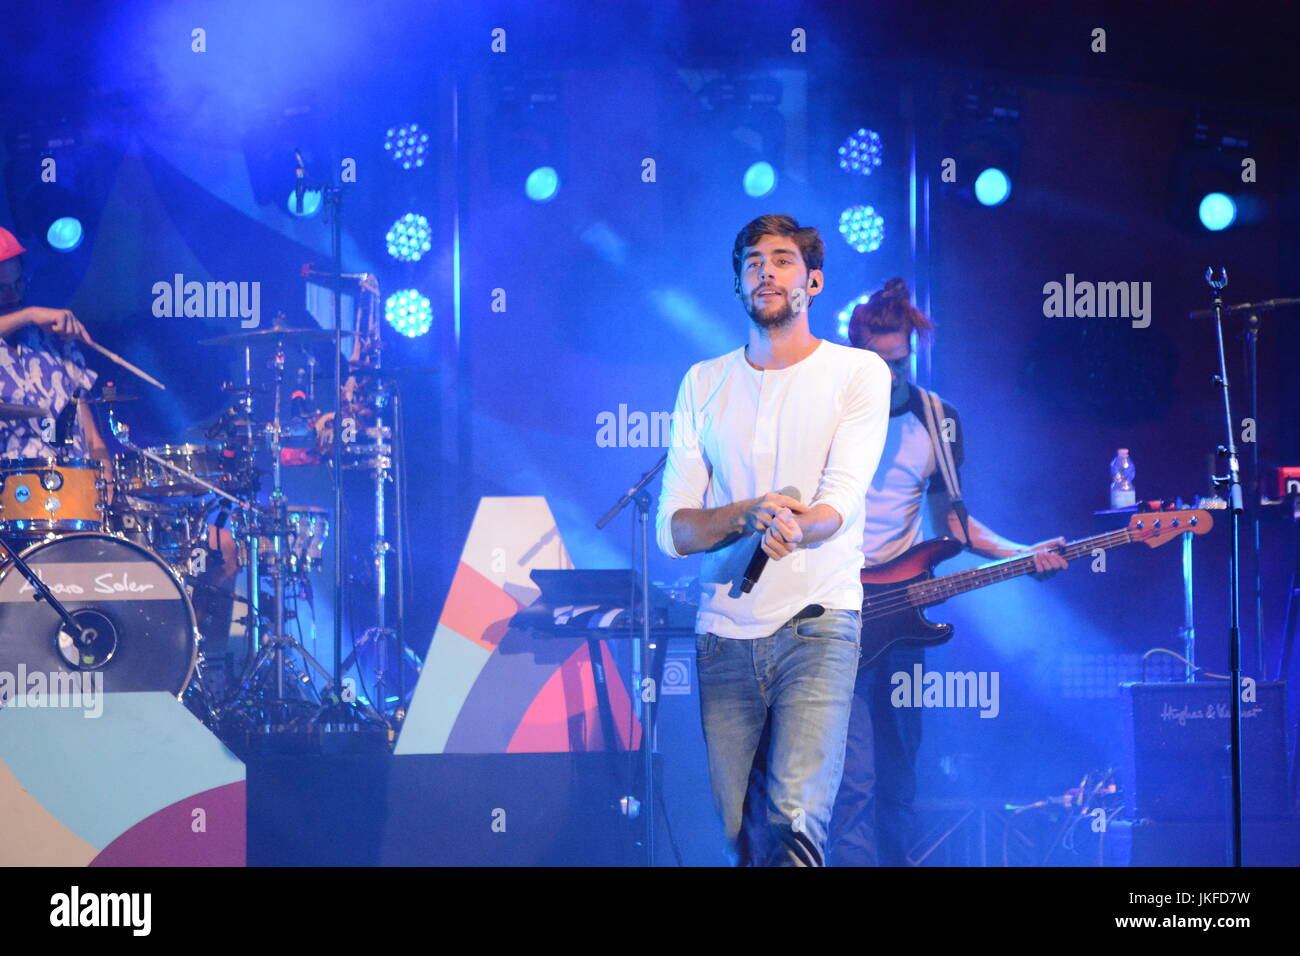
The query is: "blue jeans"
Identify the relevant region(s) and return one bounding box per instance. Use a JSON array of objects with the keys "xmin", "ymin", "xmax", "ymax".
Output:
[
  {"xmin": 696, "ymin": 605, "xmax": 862, "ymax": 867},
  {"xmin": 828, "ymin": 642, "xmax": 926, "ymax": 867}
]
